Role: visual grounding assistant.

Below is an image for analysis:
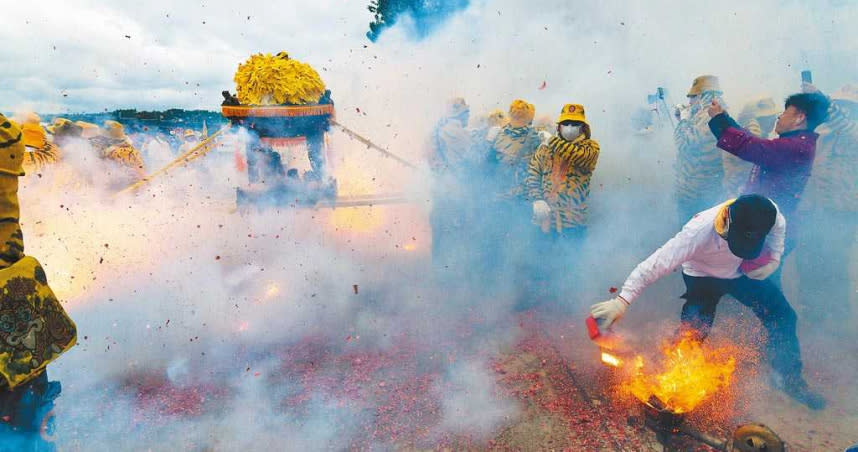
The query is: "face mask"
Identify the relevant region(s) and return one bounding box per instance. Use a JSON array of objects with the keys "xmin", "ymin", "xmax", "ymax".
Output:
[{"xmin": 559, "ymin": 124, "xmax": 581, "ymax": 141}]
